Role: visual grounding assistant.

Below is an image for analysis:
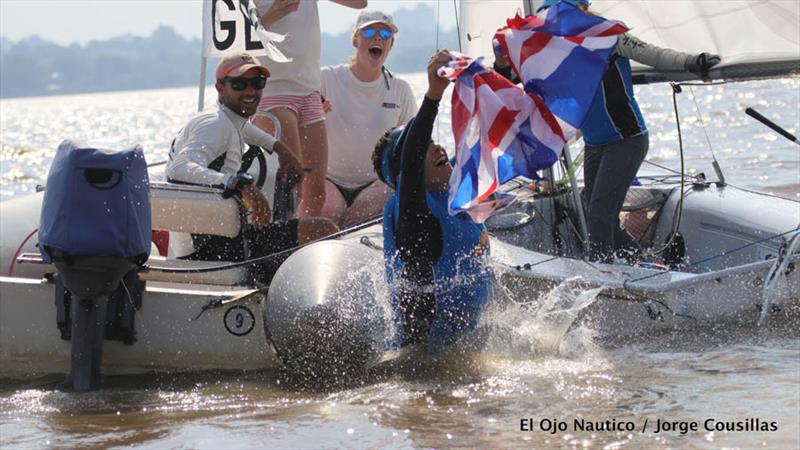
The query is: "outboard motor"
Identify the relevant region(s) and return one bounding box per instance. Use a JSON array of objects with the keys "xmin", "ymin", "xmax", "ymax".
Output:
[
  {"xmin": 39, "ymin": 140, "xmax": 151, "ymax": 391},
  {"xmin": 265, "ymin": 241, "xmax": 390, "ymax": 379}
]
